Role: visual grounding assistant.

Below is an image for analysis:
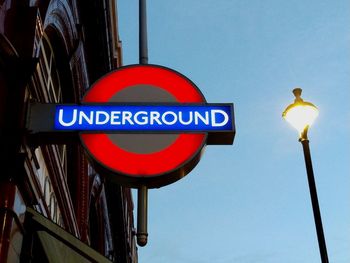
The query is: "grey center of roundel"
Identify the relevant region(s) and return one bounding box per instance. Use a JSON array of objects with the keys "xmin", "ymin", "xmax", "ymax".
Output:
[{"xmin": 107, "ymin": 84, "xmax": 179, "ymax": 154}]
